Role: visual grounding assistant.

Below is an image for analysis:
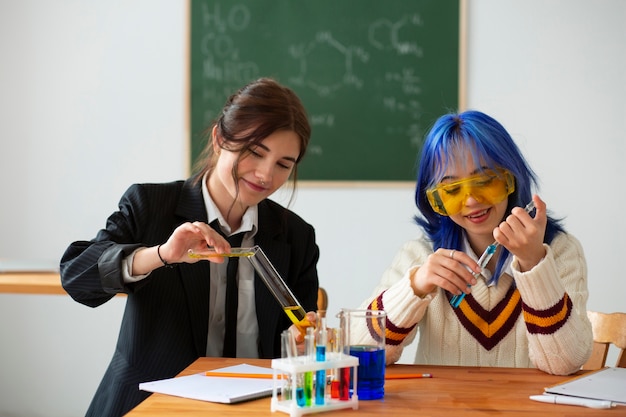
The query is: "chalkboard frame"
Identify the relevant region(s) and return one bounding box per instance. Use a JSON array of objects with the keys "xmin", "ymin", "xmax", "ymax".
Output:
[{"xmin": 188, "ymin": 0, "xmax": 467, "ymax": 186}]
